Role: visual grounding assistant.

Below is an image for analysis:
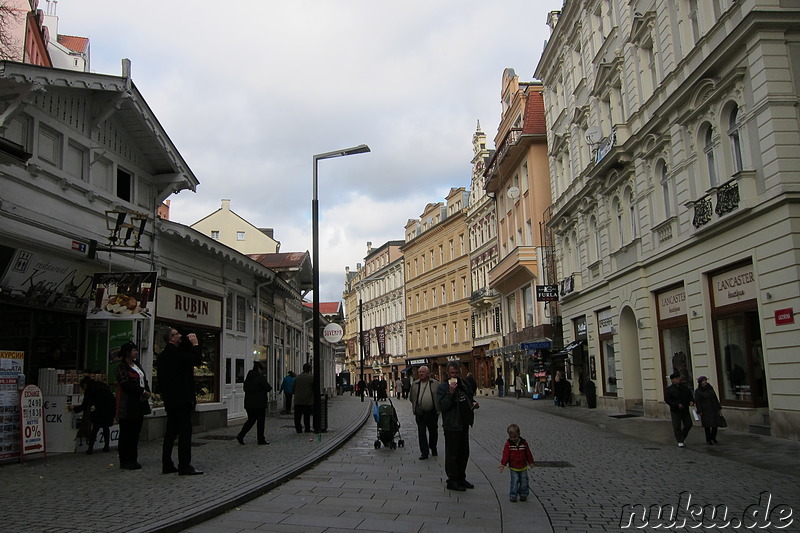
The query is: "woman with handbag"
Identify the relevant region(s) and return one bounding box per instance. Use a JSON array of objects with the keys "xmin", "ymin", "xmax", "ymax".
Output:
[
  {"xmin": 237, "ymin": 361, "xmax": 272, "ymax": 445},
  {"xmin": 694, "ymin": 376, "xmax": 723, "ymax": 445},
  {"xmin": 116, "ymin": 342, "xmax": 152, "ymax": 470}
]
